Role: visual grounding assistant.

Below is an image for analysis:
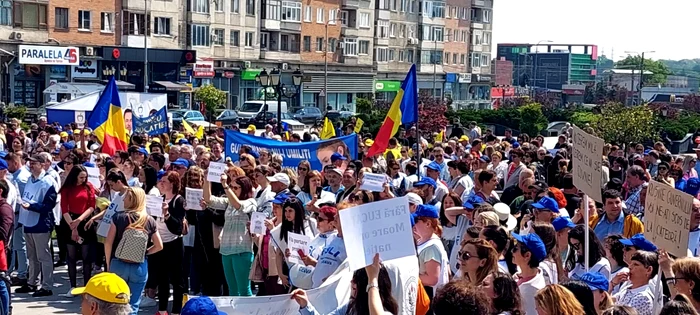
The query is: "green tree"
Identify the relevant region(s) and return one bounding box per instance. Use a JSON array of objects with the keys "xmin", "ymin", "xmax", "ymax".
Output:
[
  {"xmin": 195, "ymin": 84, "xmax": 227, "ymax": 118},
  {"xmin": 518, "ymin": 102, "xmax": 548, "ymax": 136},
  {"xmin": 616, "ymin": 56, "xmax": 672, "ymax": 85},
  {"xmin": 594, "ymin": 103, "xmax": 658, "ymax": 144}
]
